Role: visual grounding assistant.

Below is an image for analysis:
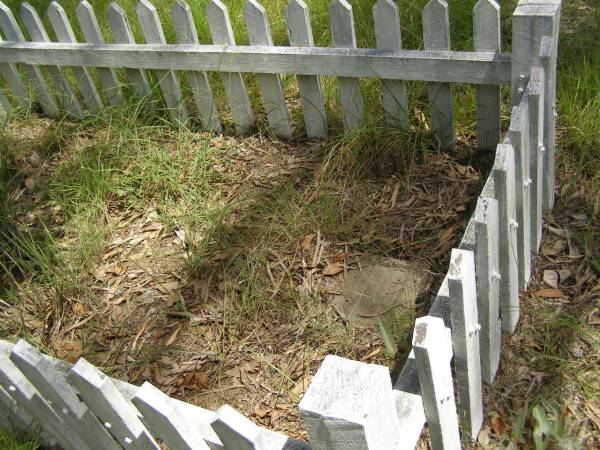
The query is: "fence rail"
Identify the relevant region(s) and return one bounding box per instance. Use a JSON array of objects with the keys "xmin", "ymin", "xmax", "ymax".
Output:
[{"xmin": 0, "ymin": 0, "xmax": 562, "ymax": 449}]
